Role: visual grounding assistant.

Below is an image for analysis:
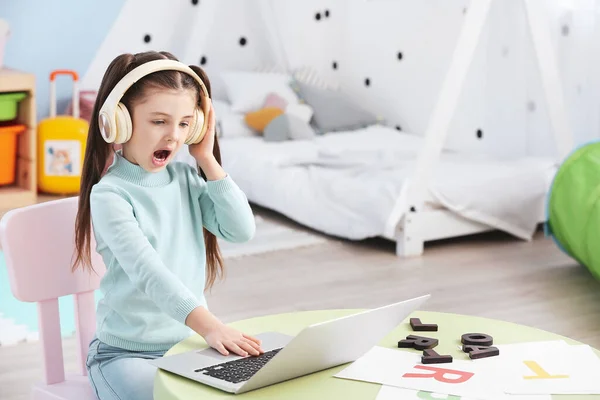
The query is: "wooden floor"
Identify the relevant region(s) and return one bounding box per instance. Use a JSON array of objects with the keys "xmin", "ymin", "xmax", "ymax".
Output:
[{"xmin": 2, "ymin": 207, "xmax": 600, "ymax": 400}]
